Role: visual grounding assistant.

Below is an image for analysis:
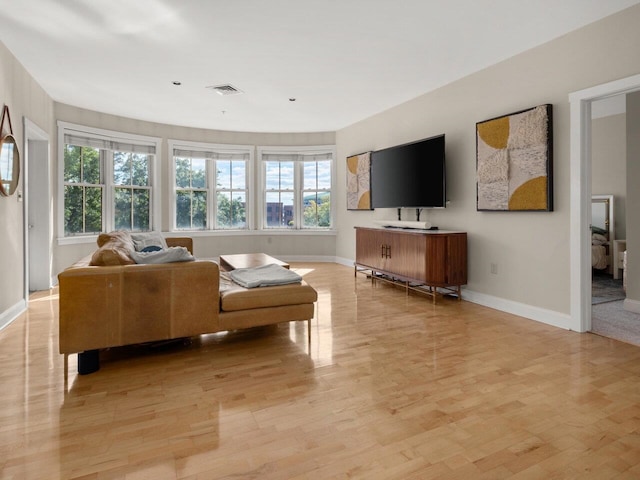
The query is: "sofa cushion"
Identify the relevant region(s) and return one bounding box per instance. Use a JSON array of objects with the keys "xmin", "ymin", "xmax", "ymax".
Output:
[
  {"xmin": 90, "ymin": 230, "xmax": 136, "ymax": 266},
  {"xmin": 220, "ymin": 277, "xmax": 317, "ymax": 312}
]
